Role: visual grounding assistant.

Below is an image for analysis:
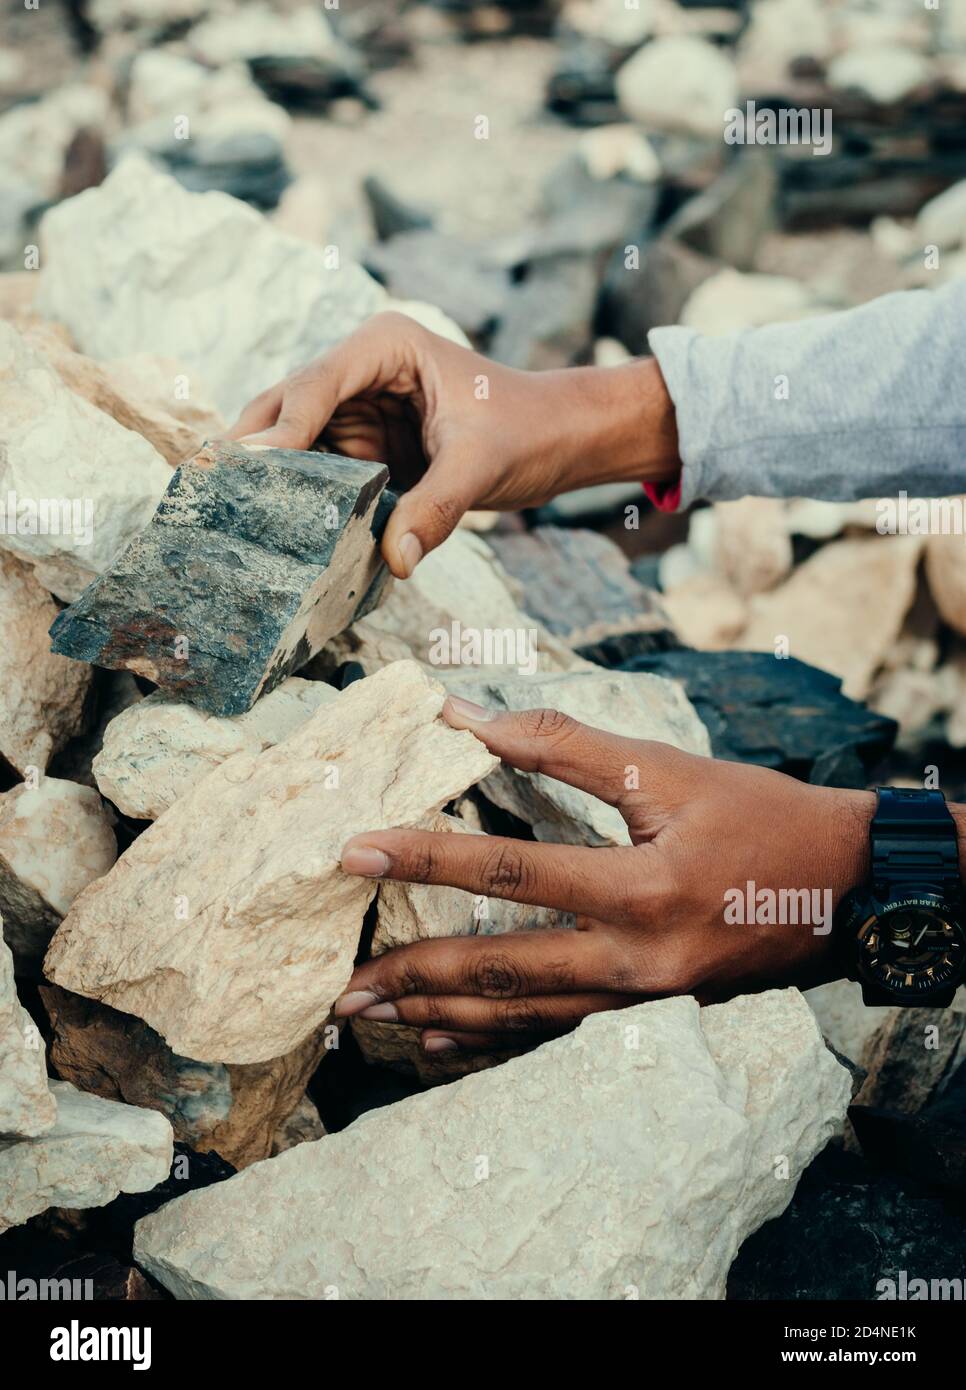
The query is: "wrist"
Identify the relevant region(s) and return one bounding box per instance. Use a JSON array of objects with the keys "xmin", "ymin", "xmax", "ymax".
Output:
[{"xmin": 549, "ymin": 357, "xmax": 682, "ymax": 493}]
